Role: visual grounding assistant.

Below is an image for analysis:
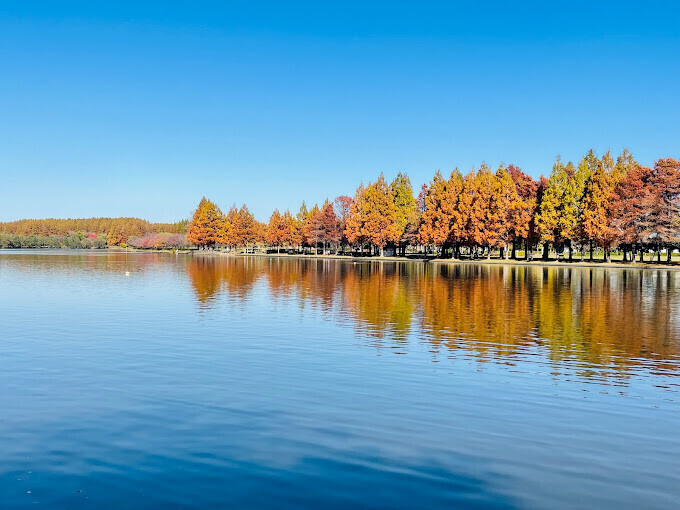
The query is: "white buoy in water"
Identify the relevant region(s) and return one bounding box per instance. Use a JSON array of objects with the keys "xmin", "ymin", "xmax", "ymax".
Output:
[{"xmin": 125, "ymin": 271, "xmax": 130, "ymax": 276}]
